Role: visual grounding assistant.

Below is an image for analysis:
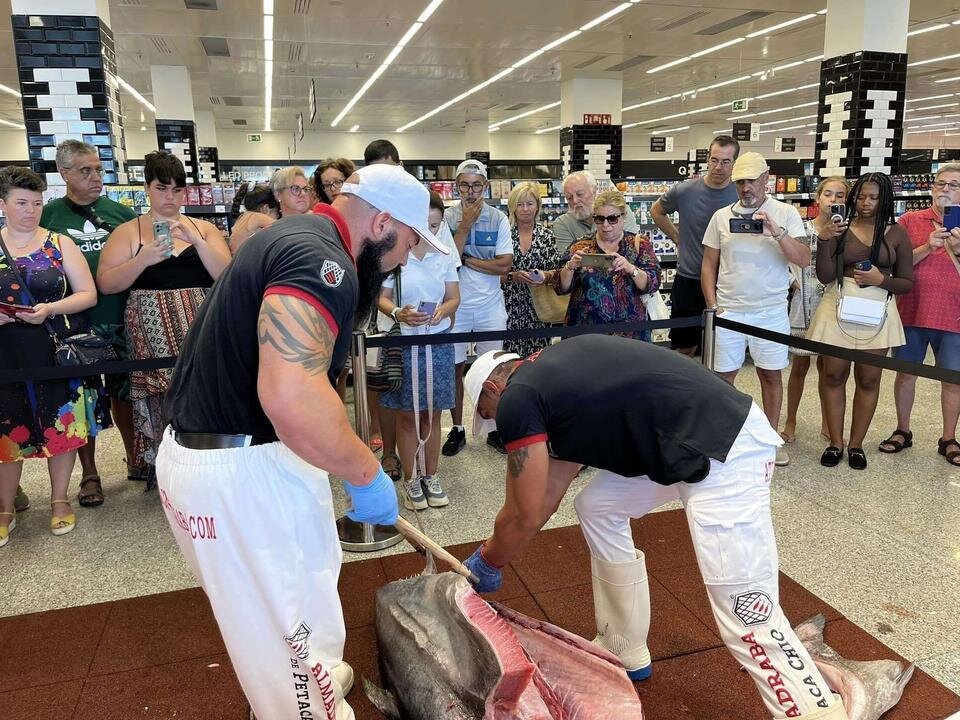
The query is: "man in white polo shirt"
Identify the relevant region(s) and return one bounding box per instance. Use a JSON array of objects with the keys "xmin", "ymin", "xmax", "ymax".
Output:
[
  {"xmin": 701, "ymin": 152, "xmax": 809, "ymax": 467},
  {"xmin": 442, "ymin": 159, "xmax": 513, "ymax": 456}
]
